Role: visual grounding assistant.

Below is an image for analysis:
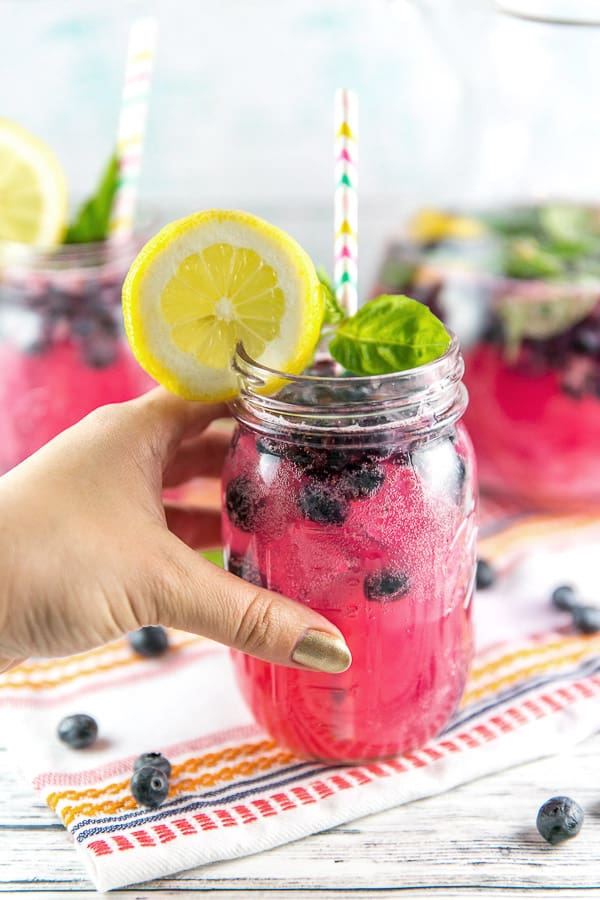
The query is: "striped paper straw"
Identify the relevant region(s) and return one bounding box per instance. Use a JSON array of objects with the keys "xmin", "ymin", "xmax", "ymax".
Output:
[
  {"xmin": 334, "ymin": 88, "xmax": 358, "ymax": 316},
  {"xmin": 108, "ymin": 16, "xmax": 158, "ymax": 242}
]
